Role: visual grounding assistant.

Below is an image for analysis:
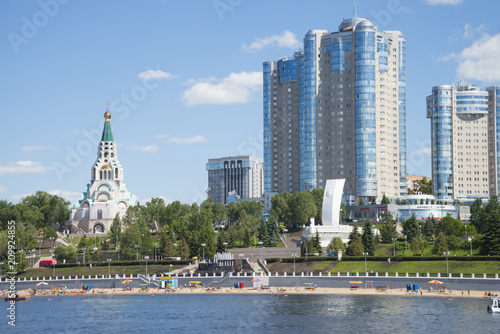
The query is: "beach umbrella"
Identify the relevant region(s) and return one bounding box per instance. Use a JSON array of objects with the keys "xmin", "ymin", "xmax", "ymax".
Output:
[
  {"xmin": 428, "ymin": 280, "xmax": 443, "ymax": 285},
  {"xmin": 251, "ymin": 279, "xmax": 263, "ymax": 282},
  {"xmin": 37, "ymin": 282, "xmax": 49, "ymax": 286},
  {"xmin": 349, "ymin": 281, "xmax": 363, "ymax": 284},
  {"xmin": 121, "ymin": 280, "xmax": 132, "ymax": 284}
]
